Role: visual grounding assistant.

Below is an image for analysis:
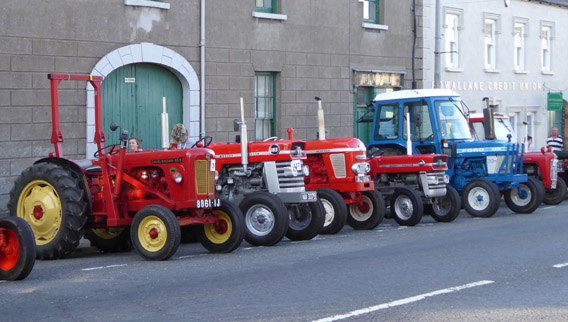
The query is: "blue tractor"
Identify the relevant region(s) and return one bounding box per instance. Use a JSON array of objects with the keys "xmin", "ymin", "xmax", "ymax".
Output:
[{"xmin": 366, "ymin": 89, "xmax": 544, "ymax": 218}]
